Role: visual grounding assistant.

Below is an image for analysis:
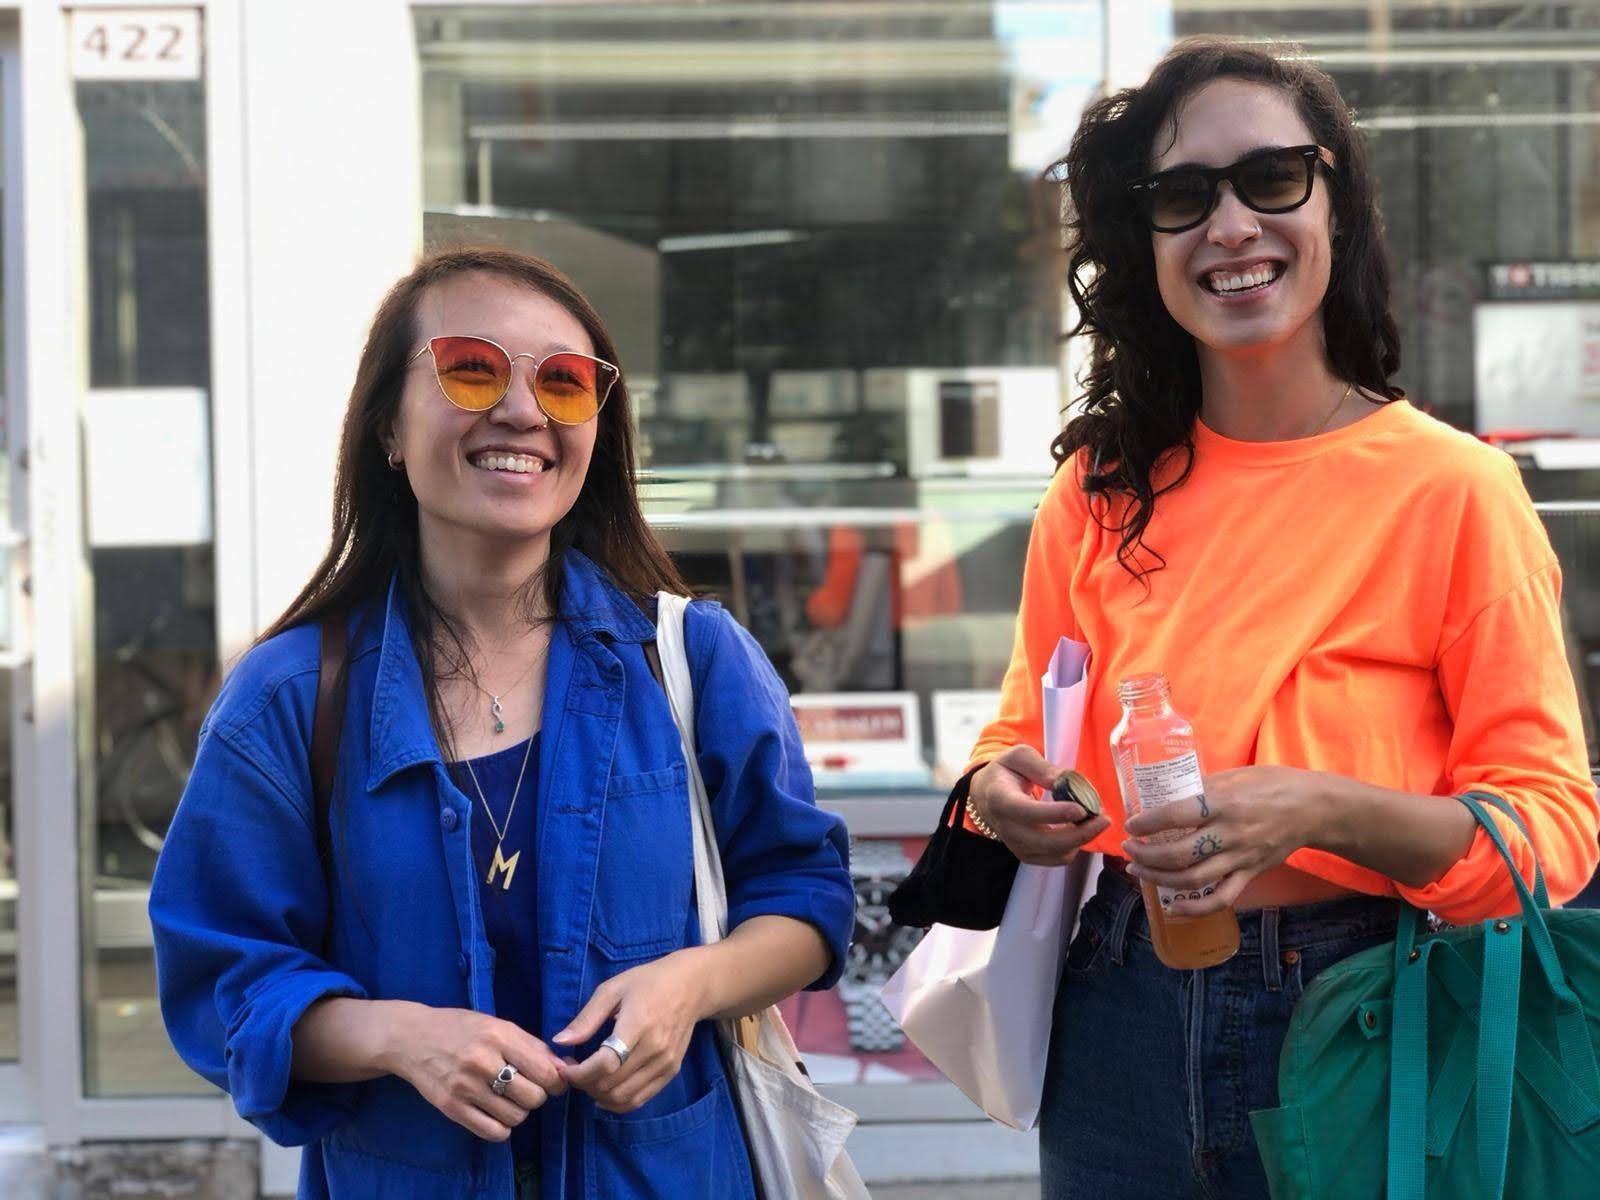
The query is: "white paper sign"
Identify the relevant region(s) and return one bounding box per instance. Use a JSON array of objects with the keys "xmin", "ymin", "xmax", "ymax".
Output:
[
  {"xmin": 83, "ymin": 388, "xmax": 212, "ymax": 548},
  {"xmin": 790, "ymin": 691, "xmax": 922, "ymax": 773},
  {"xmin": 73, "ymin": 9, "xmax": 203, "ymax": 82},
  {"xmin": 930, "ymin": 689, "xmax": 1001, "ymax": 773}
]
